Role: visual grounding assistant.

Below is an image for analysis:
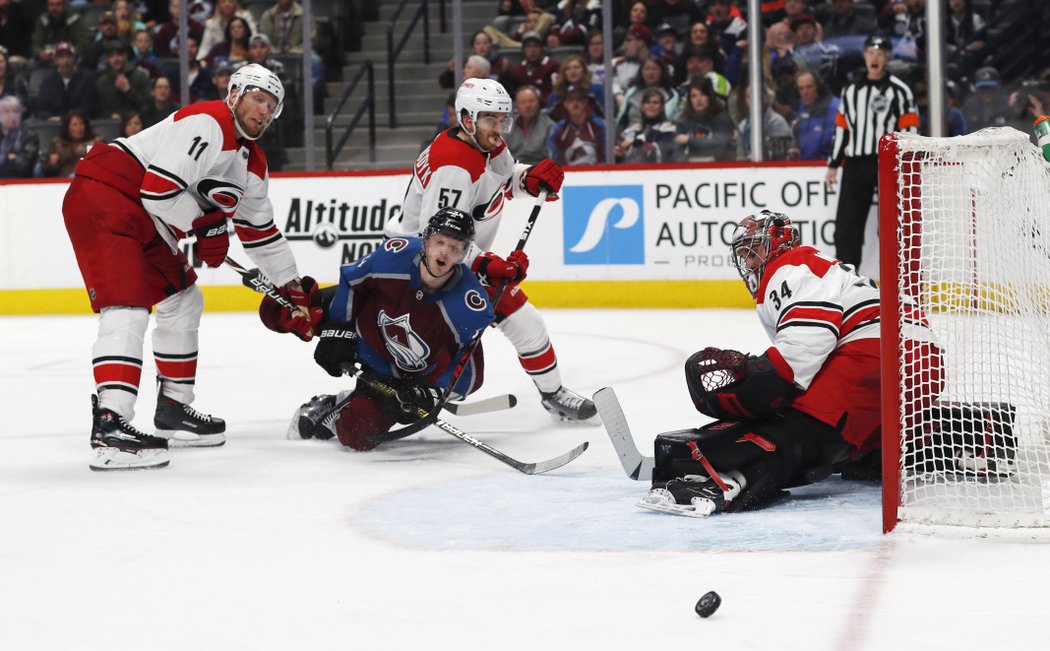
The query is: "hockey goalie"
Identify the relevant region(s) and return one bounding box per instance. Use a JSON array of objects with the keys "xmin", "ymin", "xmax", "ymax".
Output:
[{"xmin": 638, "ymin": 210, "xmax": 946, "ymax": 517}]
